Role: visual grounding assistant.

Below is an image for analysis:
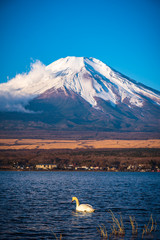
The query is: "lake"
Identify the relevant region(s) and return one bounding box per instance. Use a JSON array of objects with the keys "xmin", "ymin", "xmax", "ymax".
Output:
[{"xmin": 0, "ymin": 171, "xmax": 160, "ymax": 239}]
